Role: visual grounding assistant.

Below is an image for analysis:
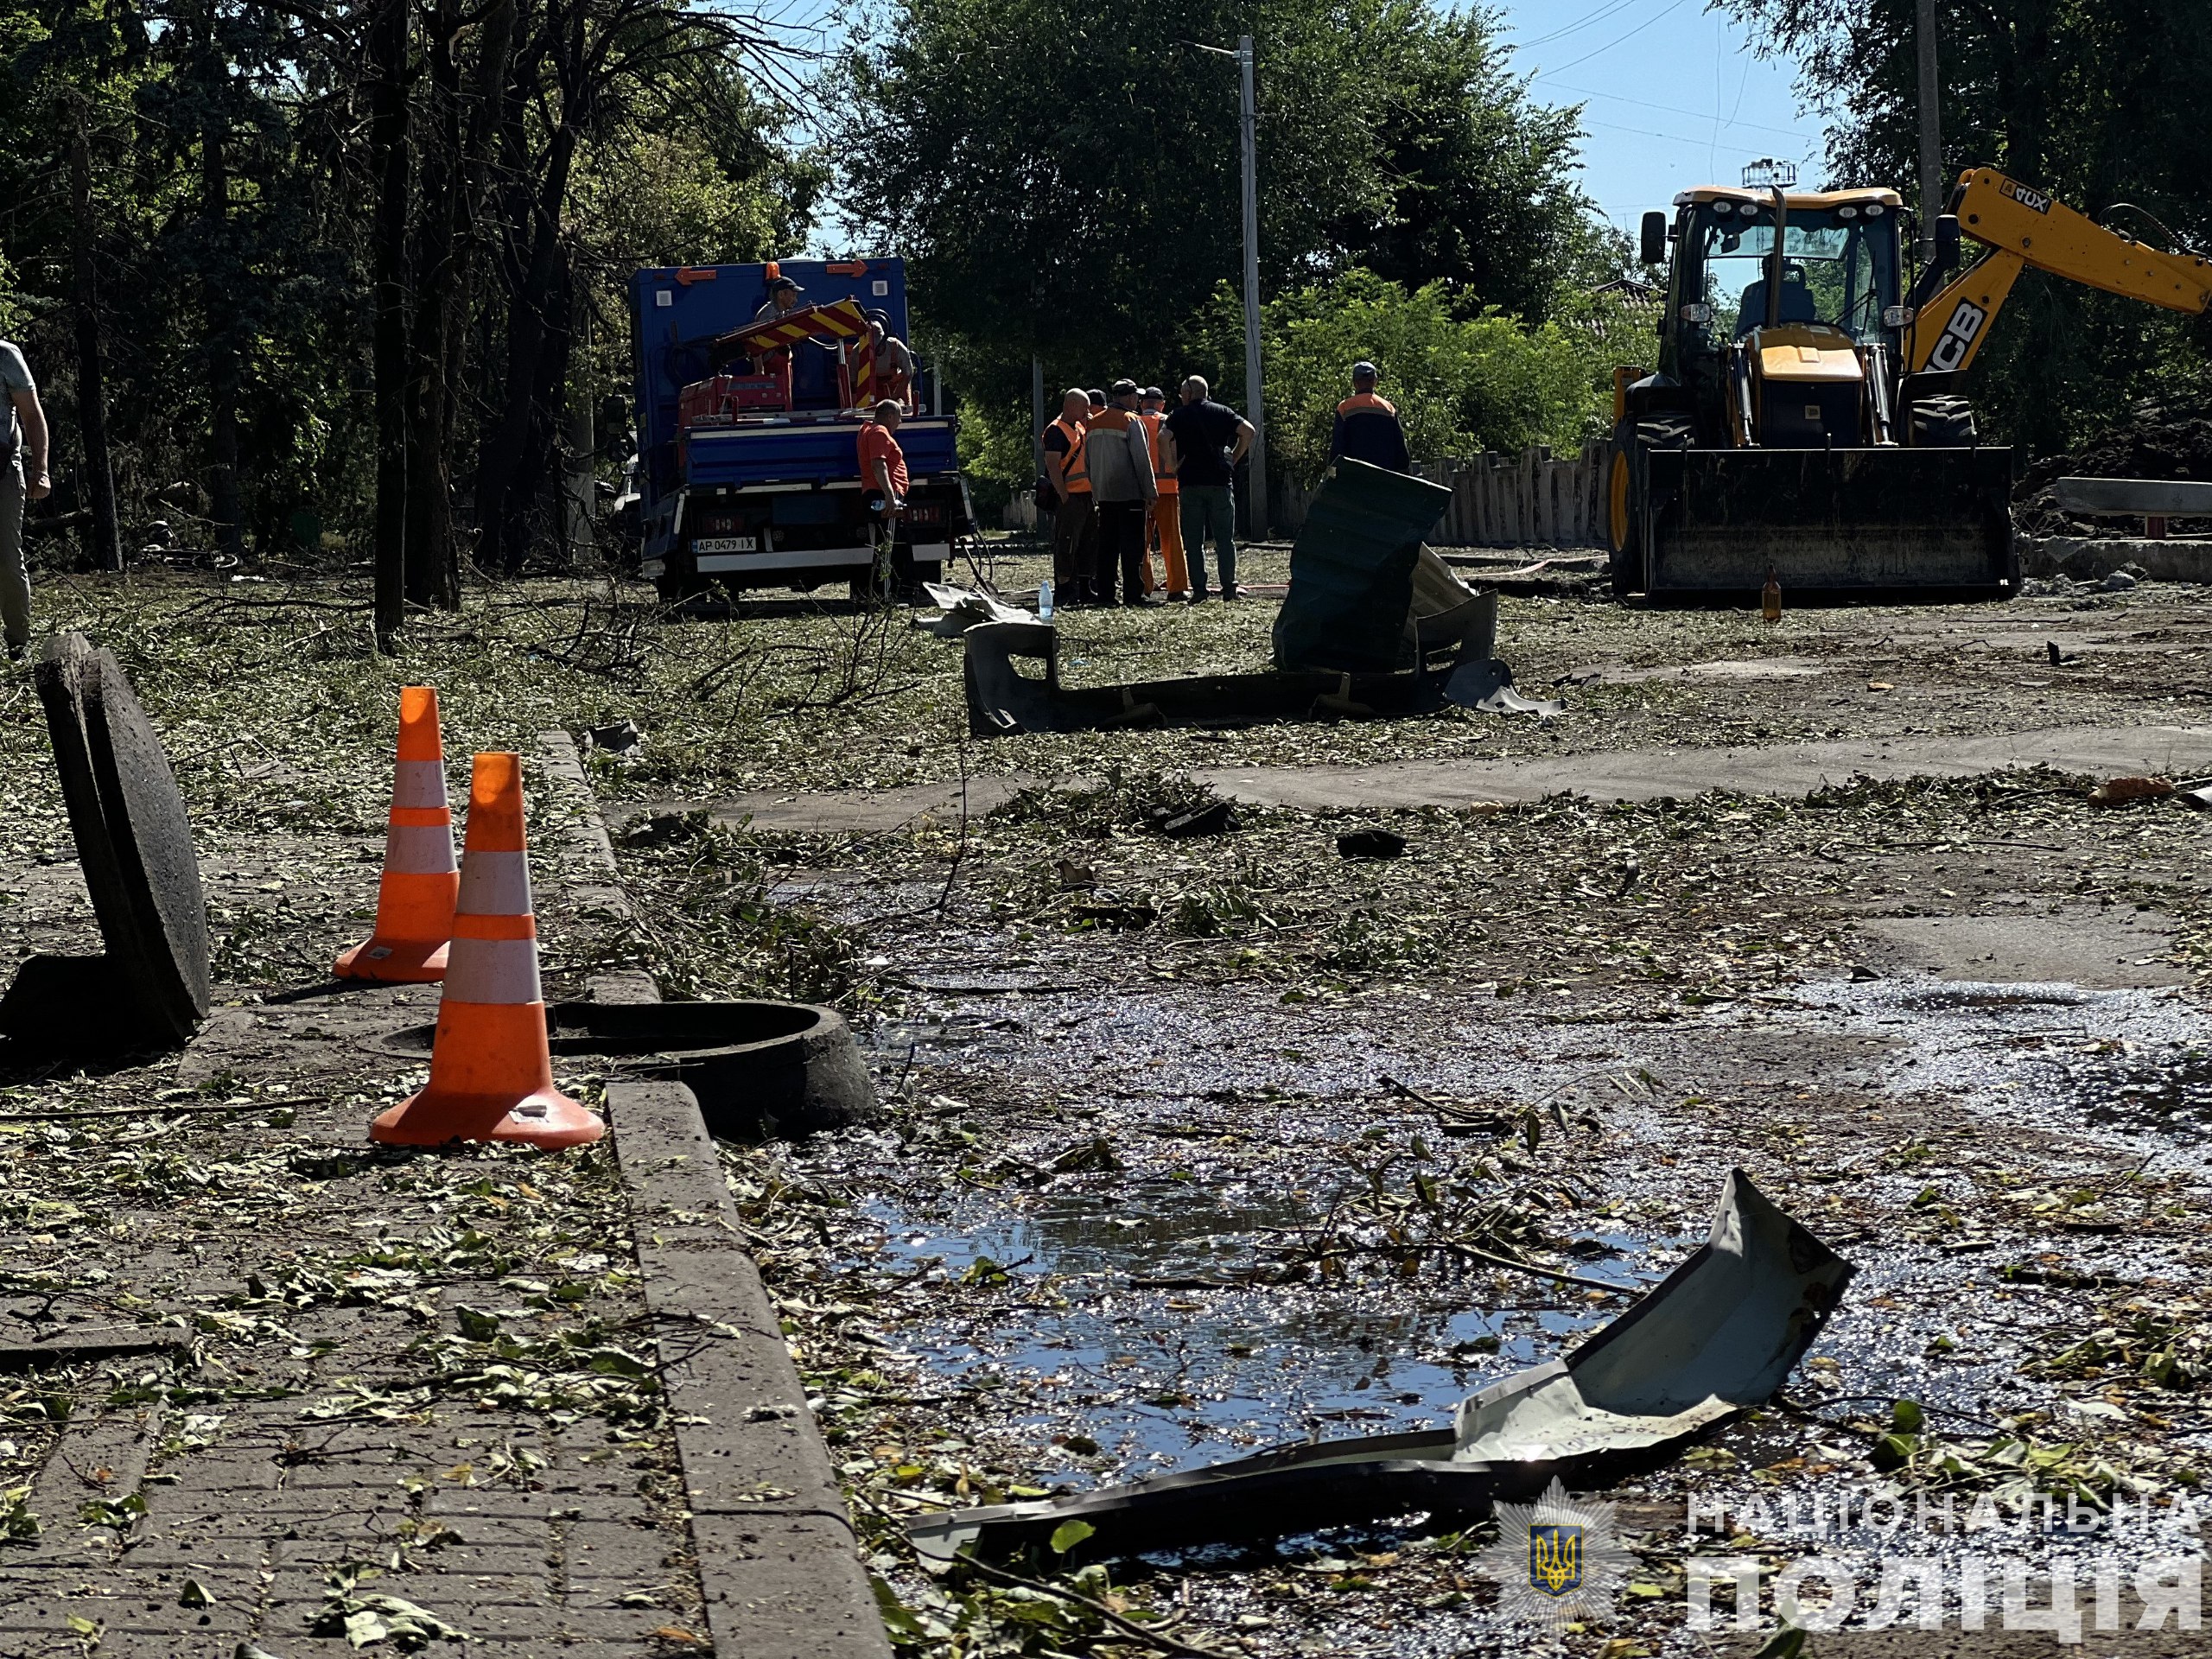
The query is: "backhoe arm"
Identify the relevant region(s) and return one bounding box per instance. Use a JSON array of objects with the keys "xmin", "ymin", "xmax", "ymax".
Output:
[{"xmin": 1904, "ymin": 168, "xmax": 2212, "ymax": 374}]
